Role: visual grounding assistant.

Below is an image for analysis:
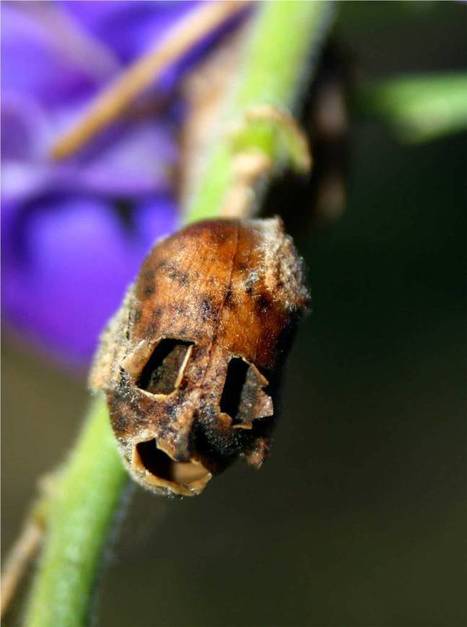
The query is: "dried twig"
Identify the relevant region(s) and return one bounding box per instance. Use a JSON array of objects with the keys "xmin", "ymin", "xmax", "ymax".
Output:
[
  {"xmin": 1, "ymin": 506, "xmax": 46, "ymax": 618},
  {"xmin": 51, "ymin": 1, "xmax": 251, "ymax": 160}
]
